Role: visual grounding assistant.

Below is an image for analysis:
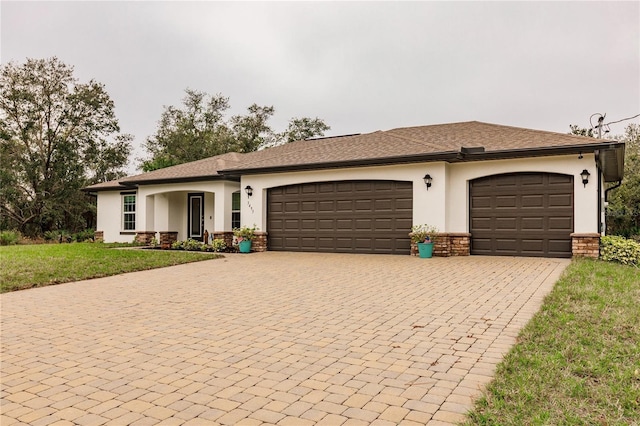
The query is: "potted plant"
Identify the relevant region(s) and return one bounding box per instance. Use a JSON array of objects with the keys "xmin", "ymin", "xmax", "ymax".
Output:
[
  {"xmin": 410, "ymin": 224, "xmax": 439, "ymax": 258},
  {"xmin": 233, "ymin": 225, "xmax": 258, "ymax": 253}
]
